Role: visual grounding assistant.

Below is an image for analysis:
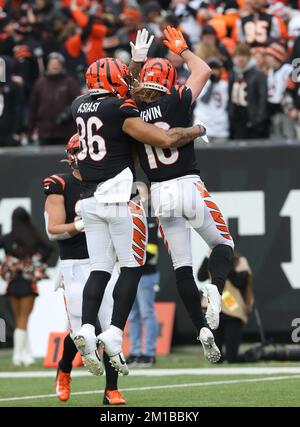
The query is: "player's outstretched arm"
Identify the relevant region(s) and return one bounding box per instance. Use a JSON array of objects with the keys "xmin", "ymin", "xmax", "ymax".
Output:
[
  {"xmin": 44, "ymin": 194, "xmax": 83, "ymax": 241},
  {"xmin": 129, "ymin": 28, "xmax": 154, "ymax": 80},
  {"xmin": 163, "ymin": 26, "xmax": 211, "ymax": 103},
  {"xmin": 123, "ymin": 117, "xmax": 205, "ymax": 148}
]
